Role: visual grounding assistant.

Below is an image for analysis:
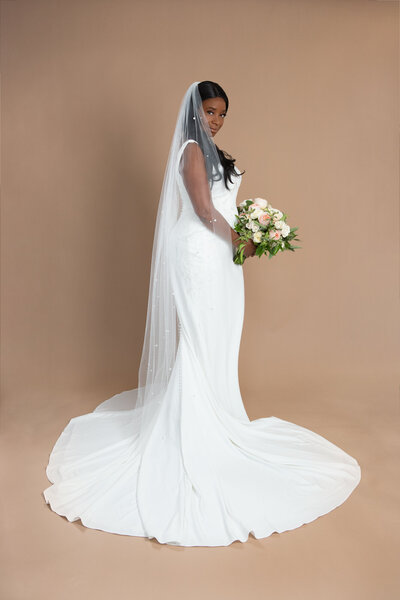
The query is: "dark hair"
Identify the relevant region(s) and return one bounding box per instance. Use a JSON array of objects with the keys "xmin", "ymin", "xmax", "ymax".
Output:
[{"xmin": 197, "ymin": 80, "xmax": 245, "ymax": 189}]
